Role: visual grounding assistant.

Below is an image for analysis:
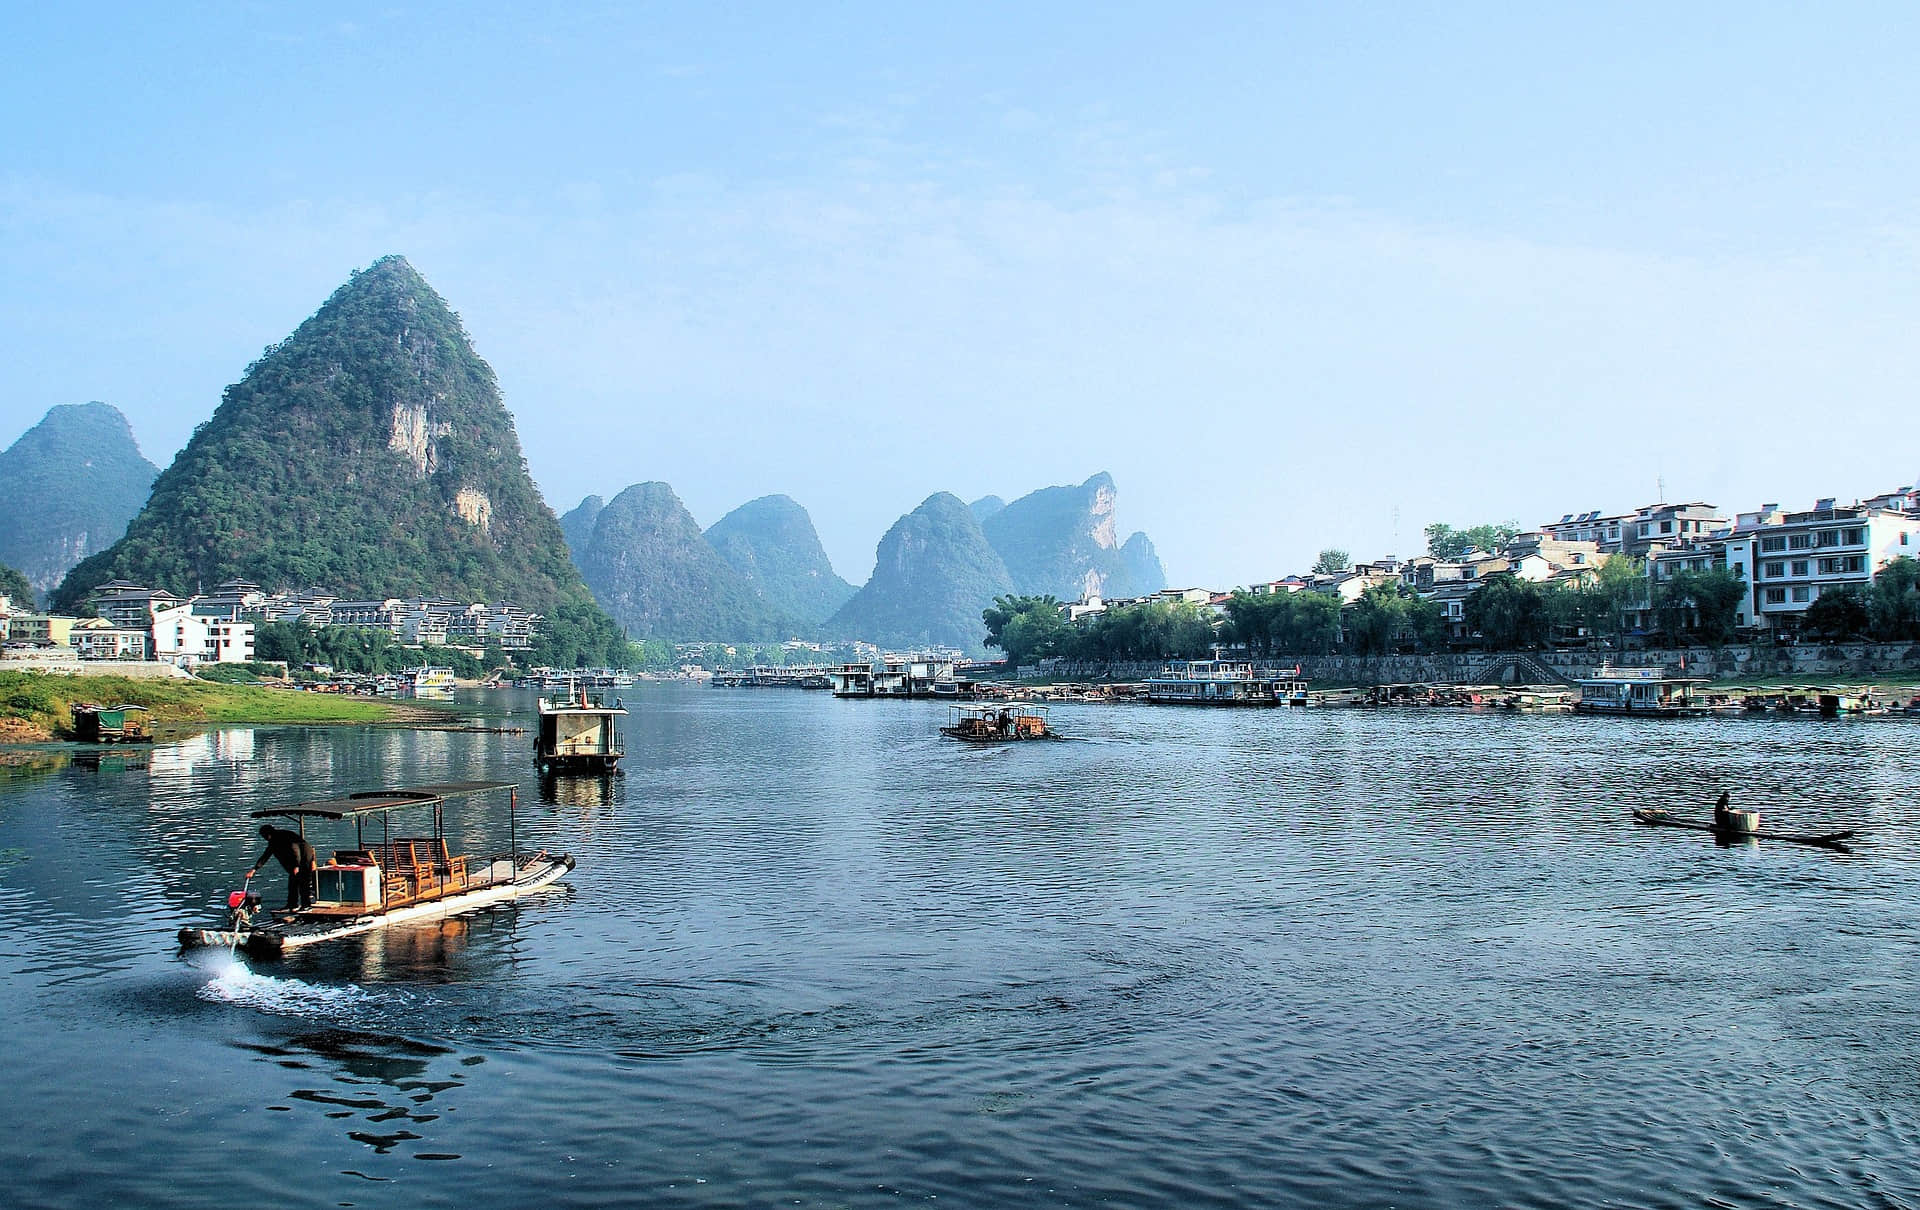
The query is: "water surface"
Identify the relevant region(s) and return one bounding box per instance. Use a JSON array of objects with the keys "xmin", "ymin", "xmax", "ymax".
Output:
[{"xmin": 2, "ymin": 686, "xmax": 1916, "ymax": 1208}]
